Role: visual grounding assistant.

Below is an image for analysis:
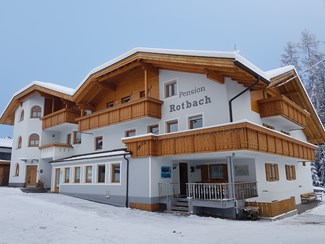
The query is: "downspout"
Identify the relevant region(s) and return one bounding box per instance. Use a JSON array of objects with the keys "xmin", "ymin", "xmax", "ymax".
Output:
[
  {"xmin": 229, "ymin": 77, "xmax": 260, "ymax": 122},
  {"xmin": 124, "ymin": 153, "xmax": 130, "ymax": 208}
]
